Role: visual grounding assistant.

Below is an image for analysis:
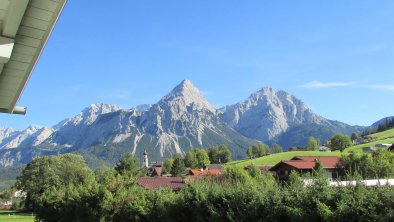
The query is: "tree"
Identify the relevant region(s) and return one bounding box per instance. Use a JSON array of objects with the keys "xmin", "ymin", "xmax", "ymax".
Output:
[
  {"xmin": 247, "ymin": 143, "xmax": 270, "ymax": 159},
  {"xmin": 372, "ymin": 149, "xmax": 394, "ymax": 178},
  {"xmin": 306, "ymin": 136, "xmax": 319, "ymax": 151},
  {"xmin": 195, "ymin": 149, "xmax": 210, "ymax": 168},
  {"xmin": 163, "ymin": 157, "xmax": 174, "ymax": 174},
  {"xmin": 184, "ymin": 149, "xmax": 210, "ymax": 168},
  {"xmin": 208, "ymin": 144, "xmax": 232, "ymax": 164},
  {"xmin": 171, "ymin": 154, "xmax": 186, "ymax": 176},
  {"xmin": 328, "ymin": 134, "xmax": 352, "ymax": 152},
  {"xmin": 184, "ymin": 150, "xmax": 198, "ymax": 168},
  {"xmin": 222, "ymin": 166, "xmax": 251, "ymax": 184},
  {"xmin": 16, "ymin": 154, "xmax": 95, "ymax": 211},
  {"xmin": 114, "ymin": 153, "xmax": 146, "ymax": 177},
  {"xmin": 272, "ymin": 144, "xmax": 283, "ymax": 154},
  {"xmin": 217, "ymin": 144, "xmax": 232, "ymax": 163},
  {"xmin": 208, "ymin": 146, "xmax": 219, "ymax": 163},
  {"xmin": 351, "ymin": 132, "xmax": 360, "ymax": 141}
]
